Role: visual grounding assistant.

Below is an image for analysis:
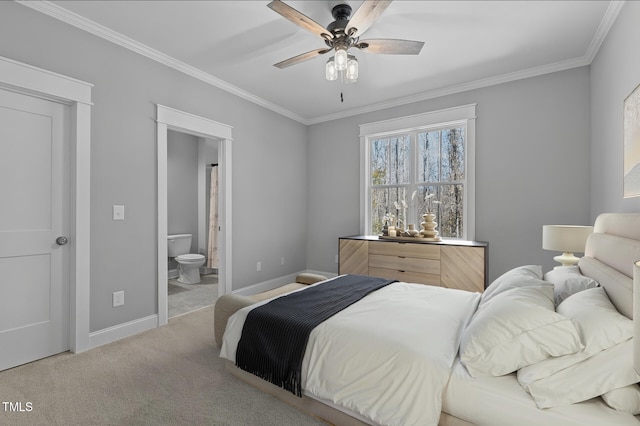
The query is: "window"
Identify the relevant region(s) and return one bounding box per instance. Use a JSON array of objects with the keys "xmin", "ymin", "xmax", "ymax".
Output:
[{"xmin": 360, "ymin": 105, "xmax": 476, "ymax": 240}]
